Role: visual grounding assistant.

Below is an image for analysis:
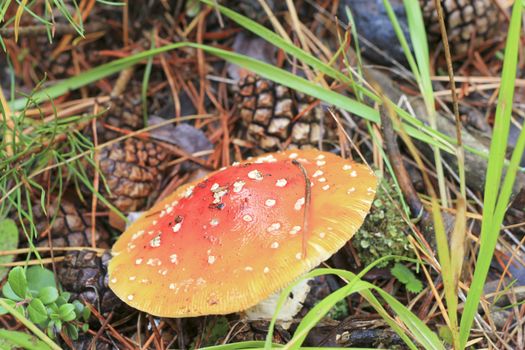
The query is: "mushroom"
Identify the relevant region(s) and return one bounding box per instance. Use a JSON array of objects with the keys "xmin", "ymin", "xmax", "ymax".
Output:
[{"xmin": 108, "ymin": 149, "xmax": 377, "ymax": 317}]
